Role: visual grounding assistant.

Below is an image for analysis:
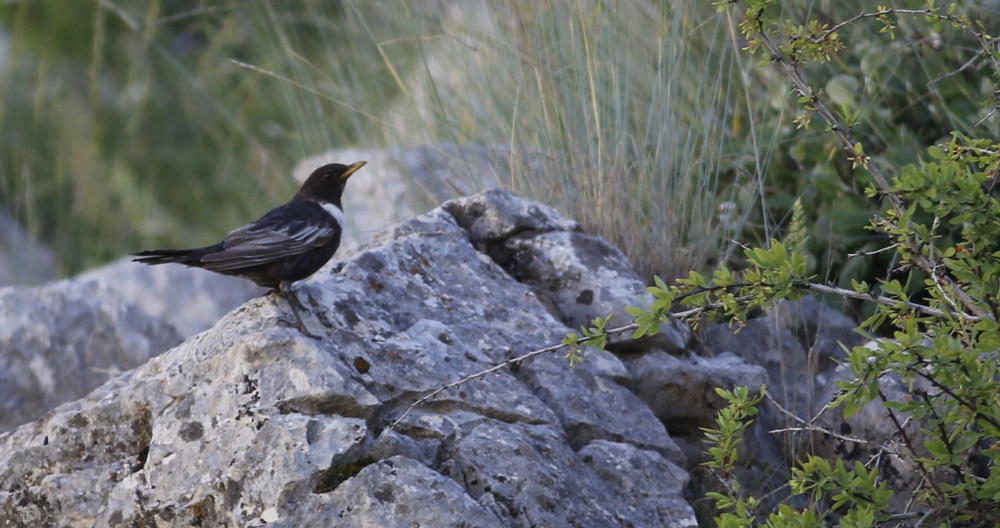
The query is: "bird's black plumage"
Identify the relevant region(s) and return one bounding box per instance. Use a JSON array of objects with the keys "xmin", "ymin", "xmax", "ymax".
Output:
[{"xmin": 132, "ymin": 161, "xmax": 367, "ymax": 337}]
